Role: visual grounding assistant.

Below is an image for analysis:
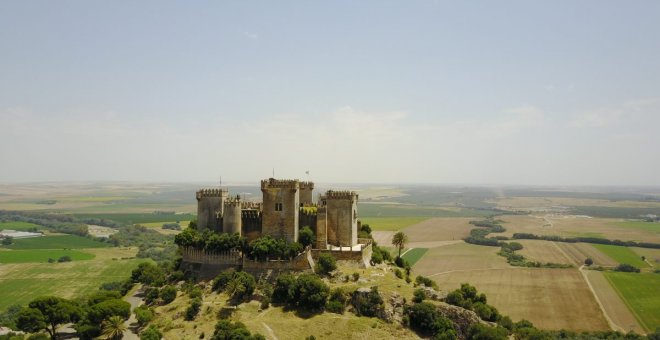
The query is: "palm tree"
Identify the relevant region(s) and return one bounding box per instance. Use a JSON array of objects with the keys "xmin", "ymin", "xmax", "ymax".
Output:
[
  {"xmin": 391, "ymin": 231, "xmax": 408, "ymax": 258},
  {"xmin": 101, "ymin": 315, "xmax": 127, "ymax": 340}
]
